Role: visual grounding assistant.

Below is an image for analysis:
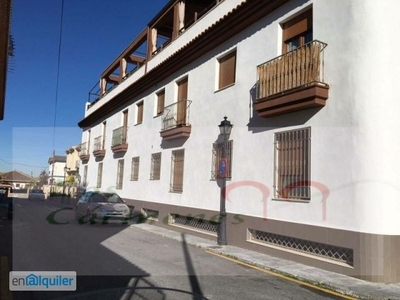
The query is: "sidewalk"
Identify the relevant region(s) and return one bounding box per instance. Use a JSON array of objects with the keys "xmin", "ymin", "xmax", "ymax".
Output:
[{"xmin": 133, "ymin": 223, "xmax": 400, "ymax": 300}]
